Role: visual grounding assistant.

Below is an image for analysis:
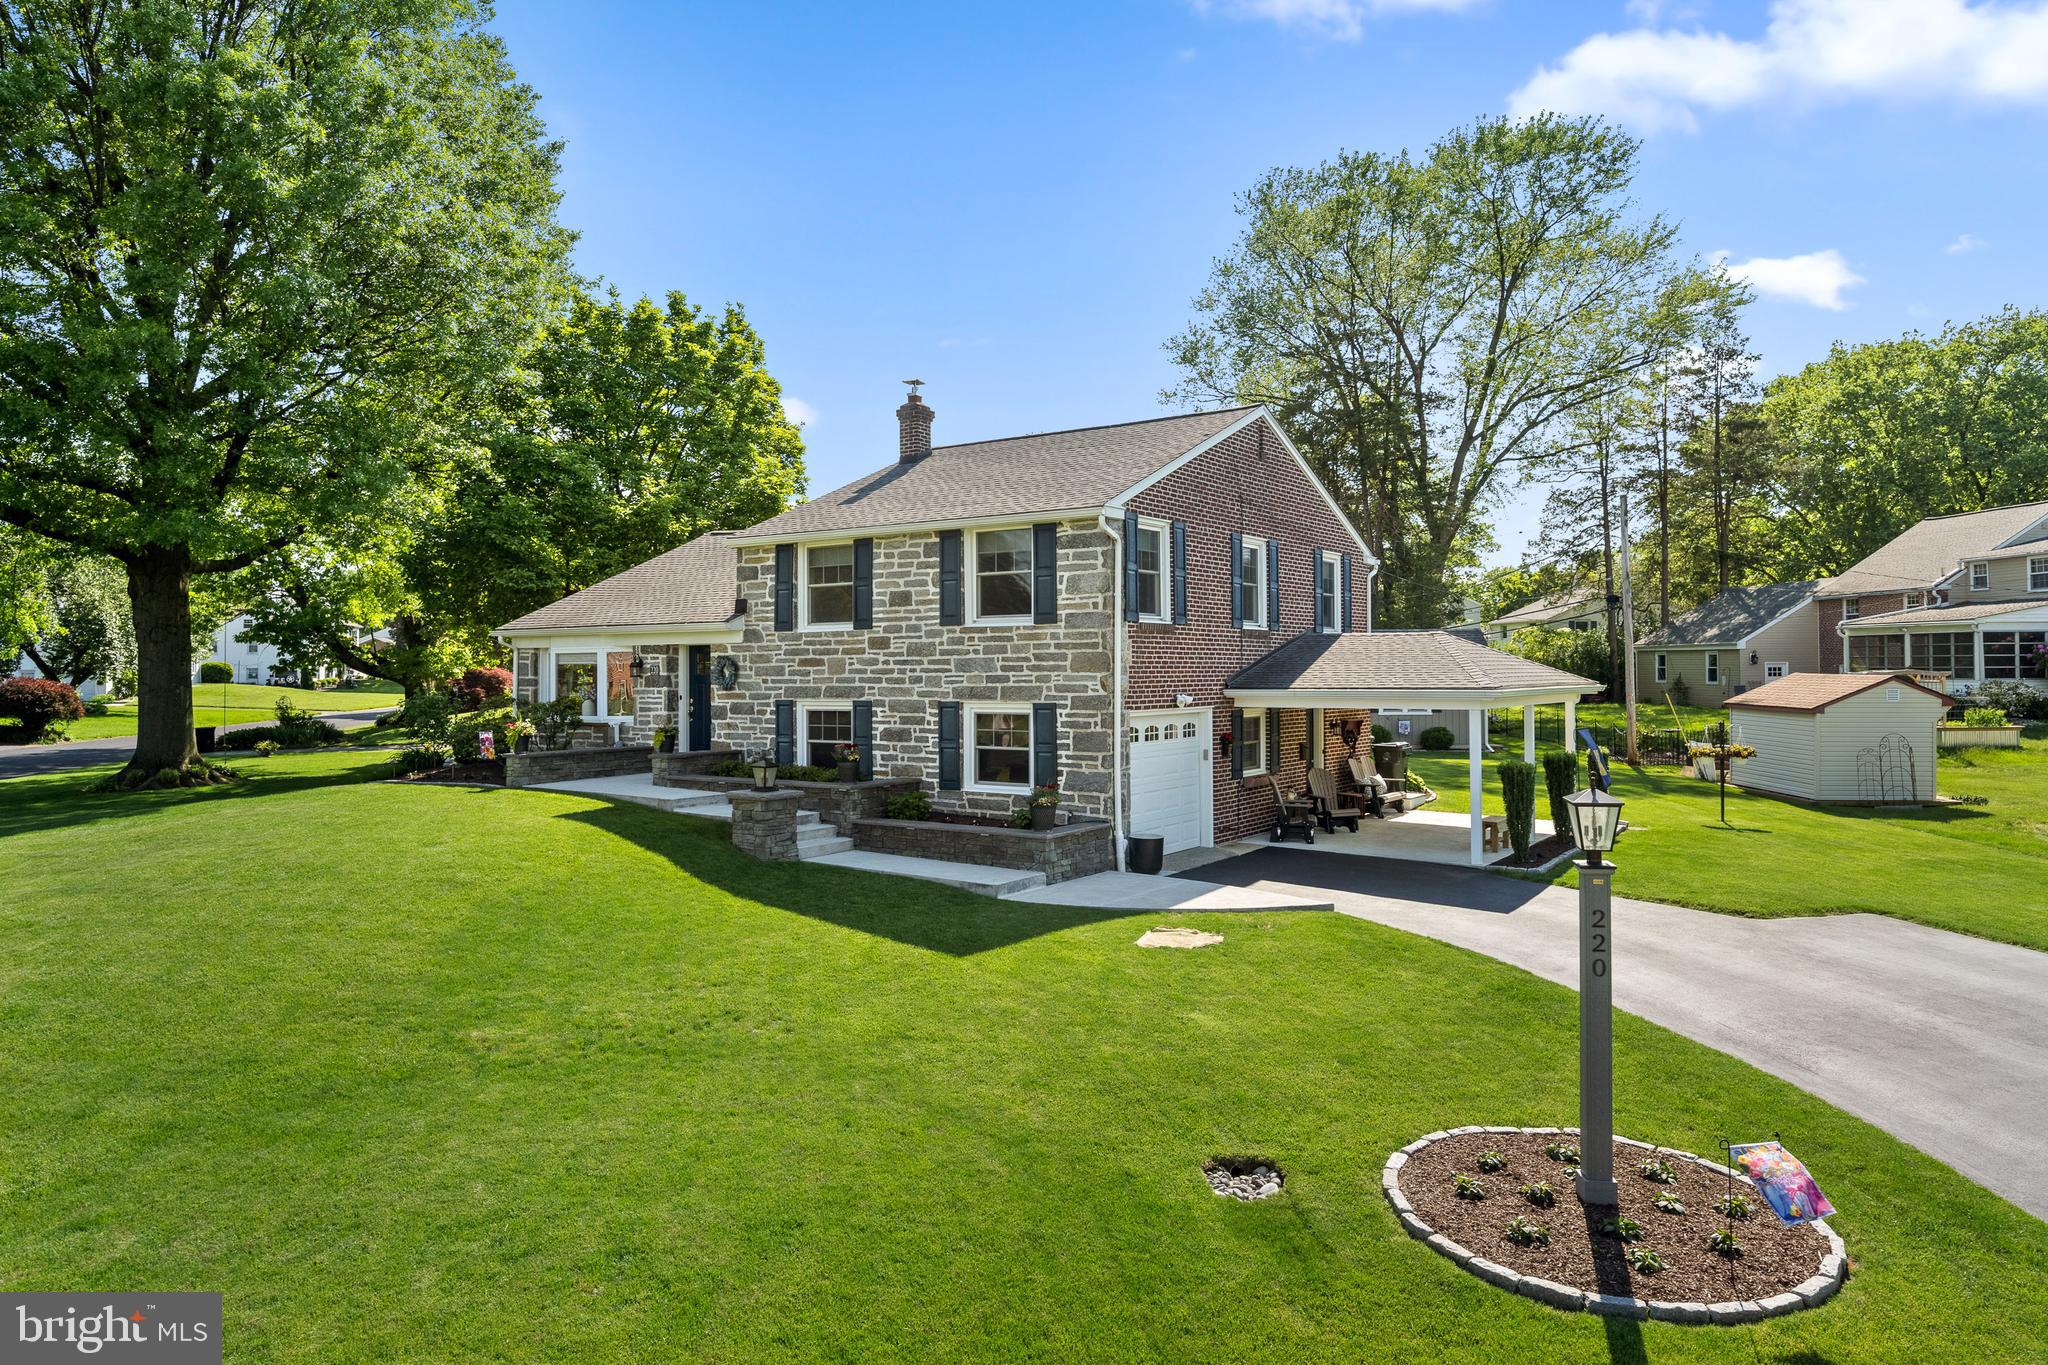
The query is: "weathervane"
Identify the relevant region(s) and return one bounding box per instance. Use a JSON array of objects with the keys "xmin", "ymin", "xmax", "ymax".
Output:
[{"xmin": 903, "ymin": 378, "xmax": 924, "ymax": 398}]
